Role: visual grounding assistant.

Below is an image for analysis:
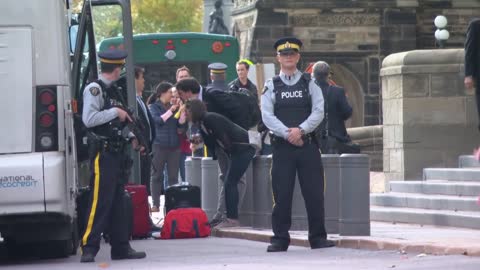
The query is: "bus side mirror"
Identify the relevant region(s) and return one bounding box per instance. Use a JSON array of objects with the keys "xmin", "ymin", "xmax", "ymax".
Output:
[{"xmin": 69, "ymin": 25, "xmax": 78, "ymax": 53}]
